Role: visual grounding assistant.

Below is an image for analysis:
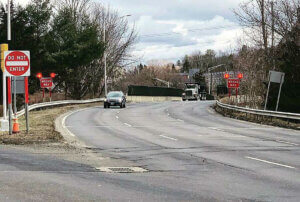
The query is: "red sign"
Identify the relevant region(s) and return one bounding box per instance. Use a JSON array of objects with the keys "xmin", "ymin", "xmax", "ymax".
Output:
[
  {"xmin": 40, "ymin": 77, "xmax": 53, "ymax": 88},
  {"xmin": 4, "ymin": 51, "xmax": 30, "ymax": 76},
  {"xmin": 228, "ymin": 79, "xmax": 240, "ymax": 88}
]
